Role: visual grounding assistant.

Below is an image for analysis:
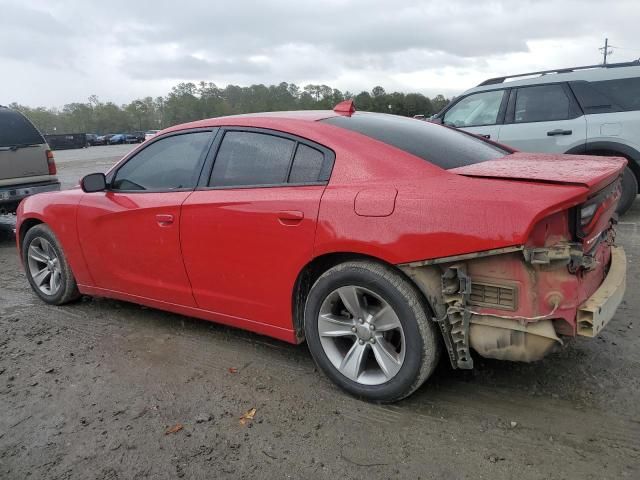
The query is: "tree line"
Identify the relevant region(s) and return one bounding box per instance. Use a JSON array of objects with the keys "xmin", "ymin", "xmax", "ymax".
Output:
[{"xmin": 9, "ymin": 82, "xmax": 450, "ymax": 135}]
